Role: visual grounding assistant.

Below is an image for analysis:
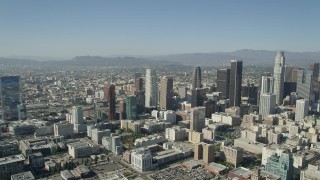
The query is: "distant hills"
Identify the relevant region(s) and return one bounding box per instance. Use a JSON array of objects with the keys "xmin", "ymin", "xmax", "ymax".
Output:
[
  {"xmin": 1, "ymin": 49, "xmax": 319, "ymax": 67},
  {"xmin": 148, "ymin": 49, "xmax": 320, "ymax": 66}
]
